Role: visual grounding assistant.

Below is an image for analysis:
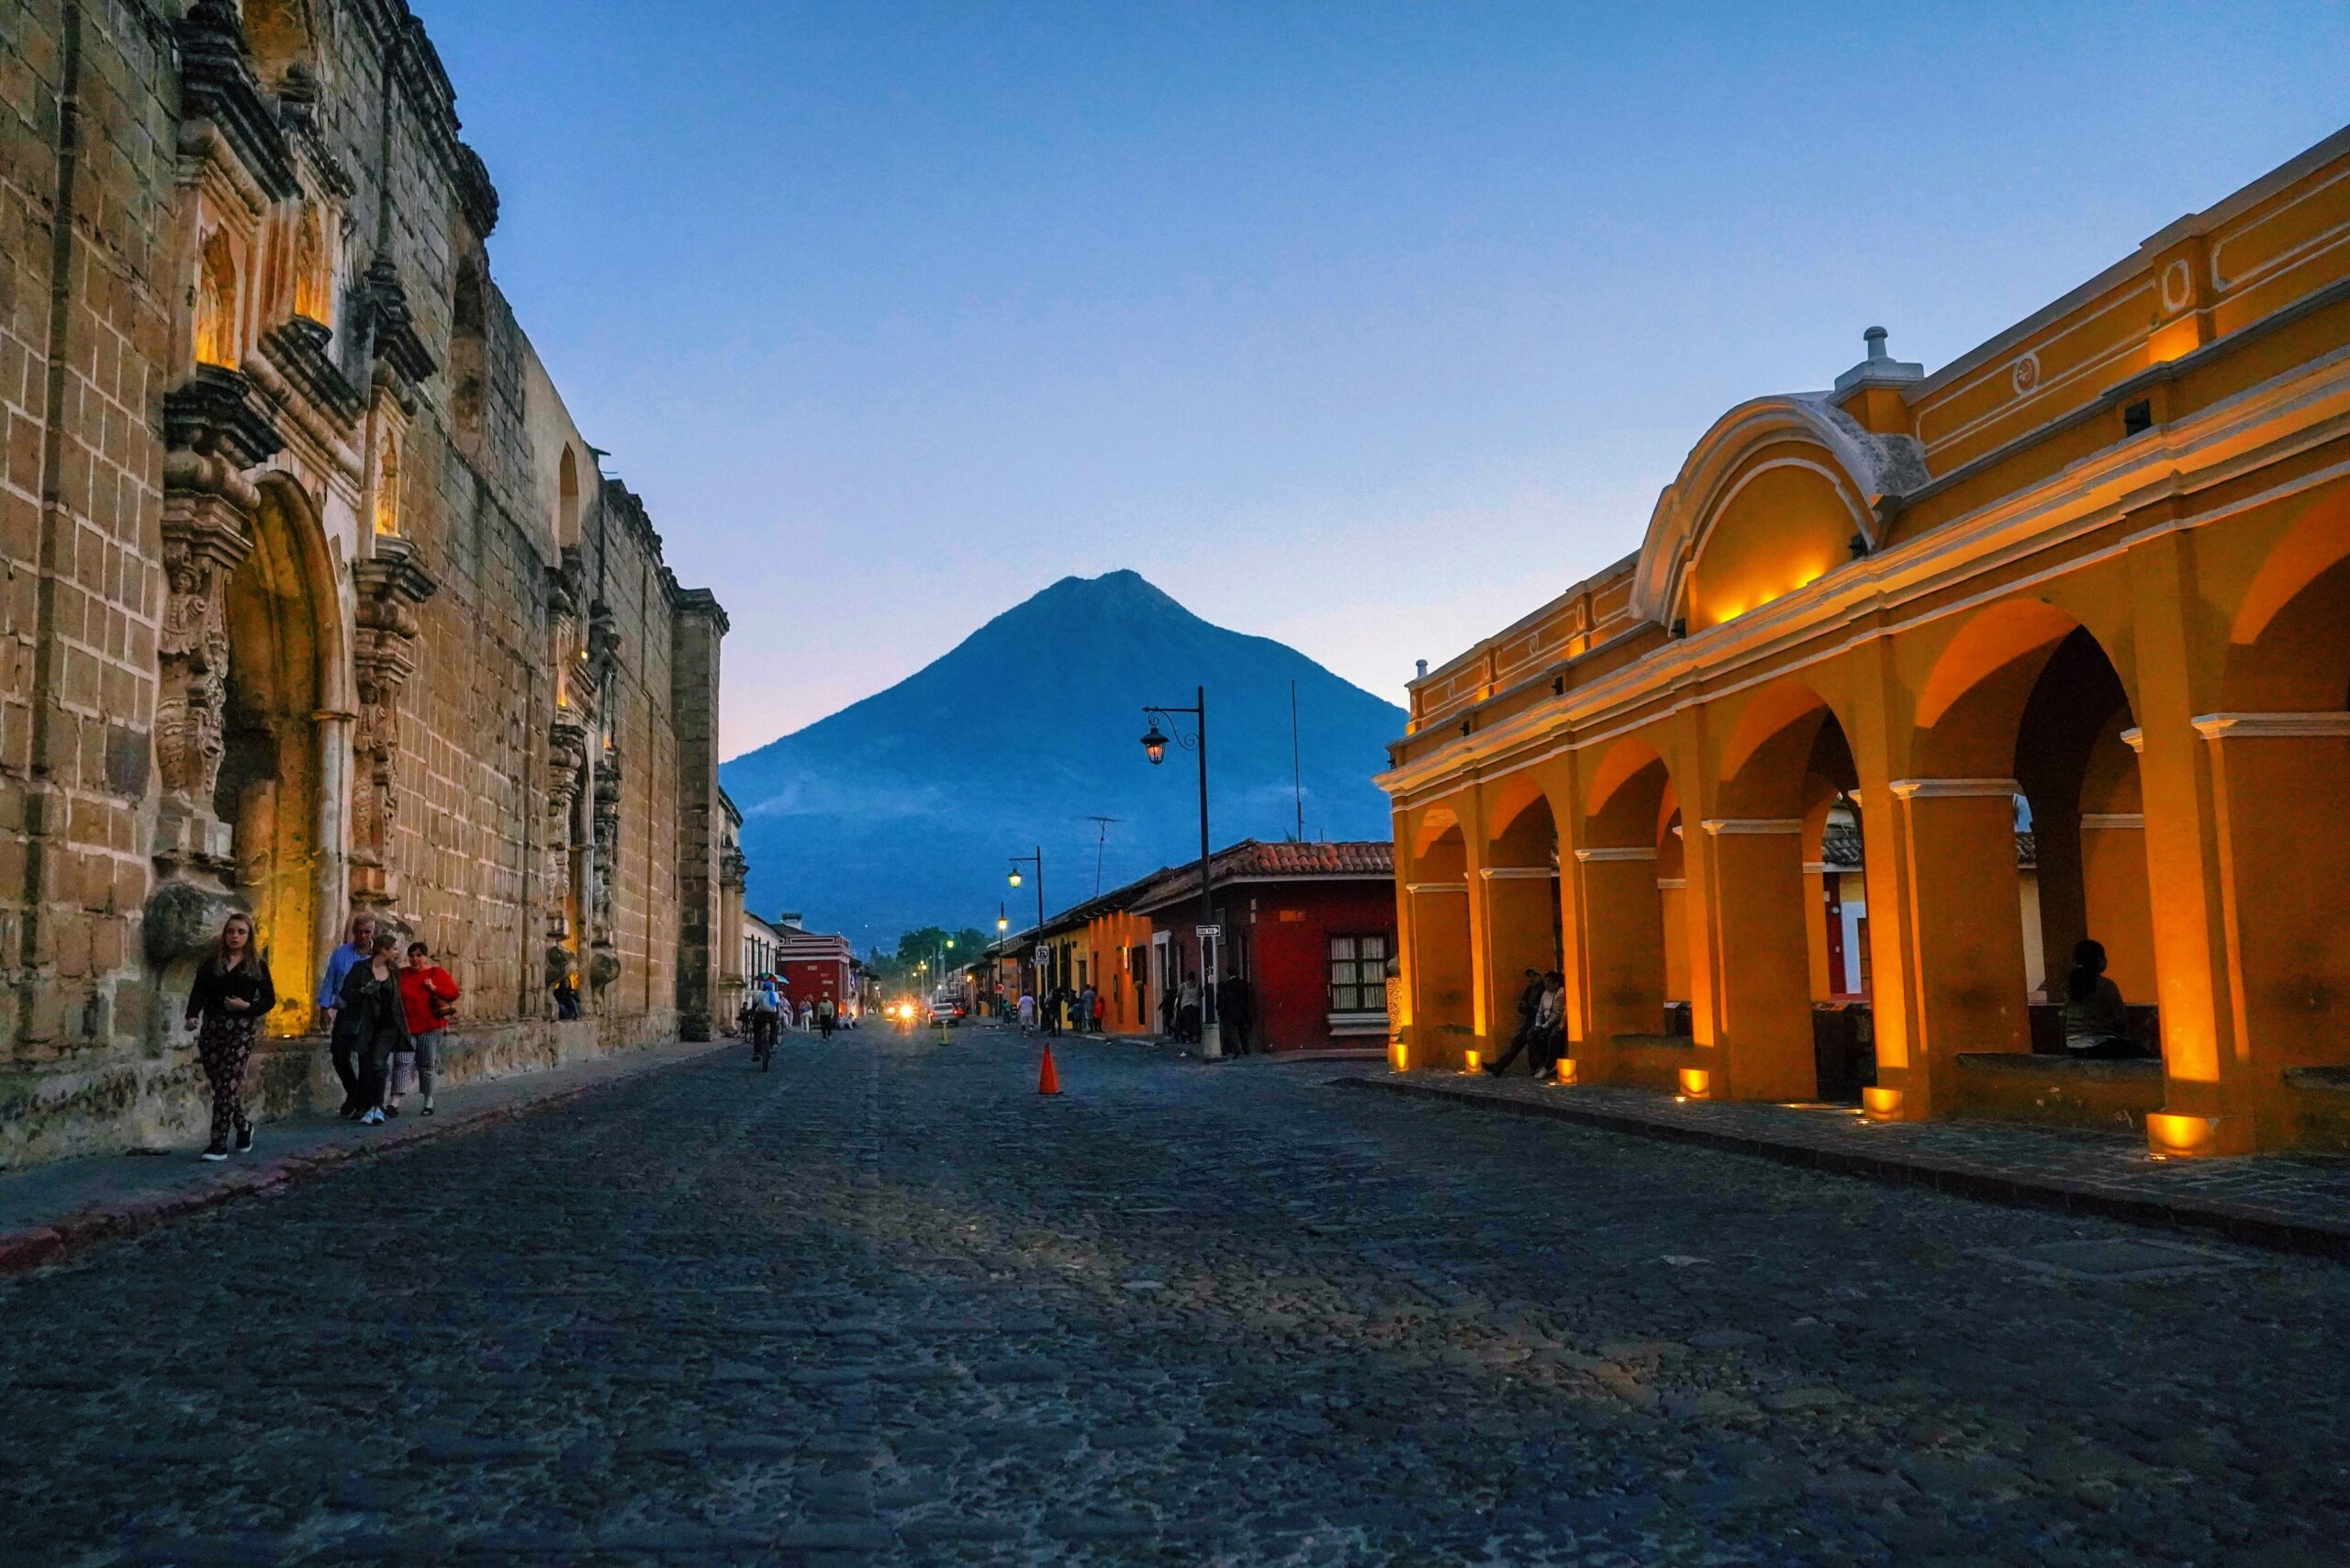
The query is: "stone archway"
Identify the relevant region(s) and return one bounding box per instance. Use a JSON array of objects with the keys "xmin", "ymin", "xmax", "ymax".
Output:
[{"xmin": 215, "ymin": 477, "xmax": 339, "ymax": 1036}]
